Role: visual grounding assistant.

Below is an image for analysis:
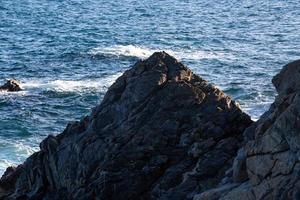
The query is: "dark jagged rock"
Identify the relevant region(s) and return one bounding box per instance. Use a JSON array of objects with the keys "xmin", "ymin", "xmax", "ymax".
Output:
[
  {"xmin": 0, "ymin": 52, "xmax": 252, "ymax": 200},
  {"xmin": 0, "ymin": 79, "xmax": 22, "ymax": 92},
  {"xmin": 194, "ymin": 59, "xmax": 300, "ymax": 200}
]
